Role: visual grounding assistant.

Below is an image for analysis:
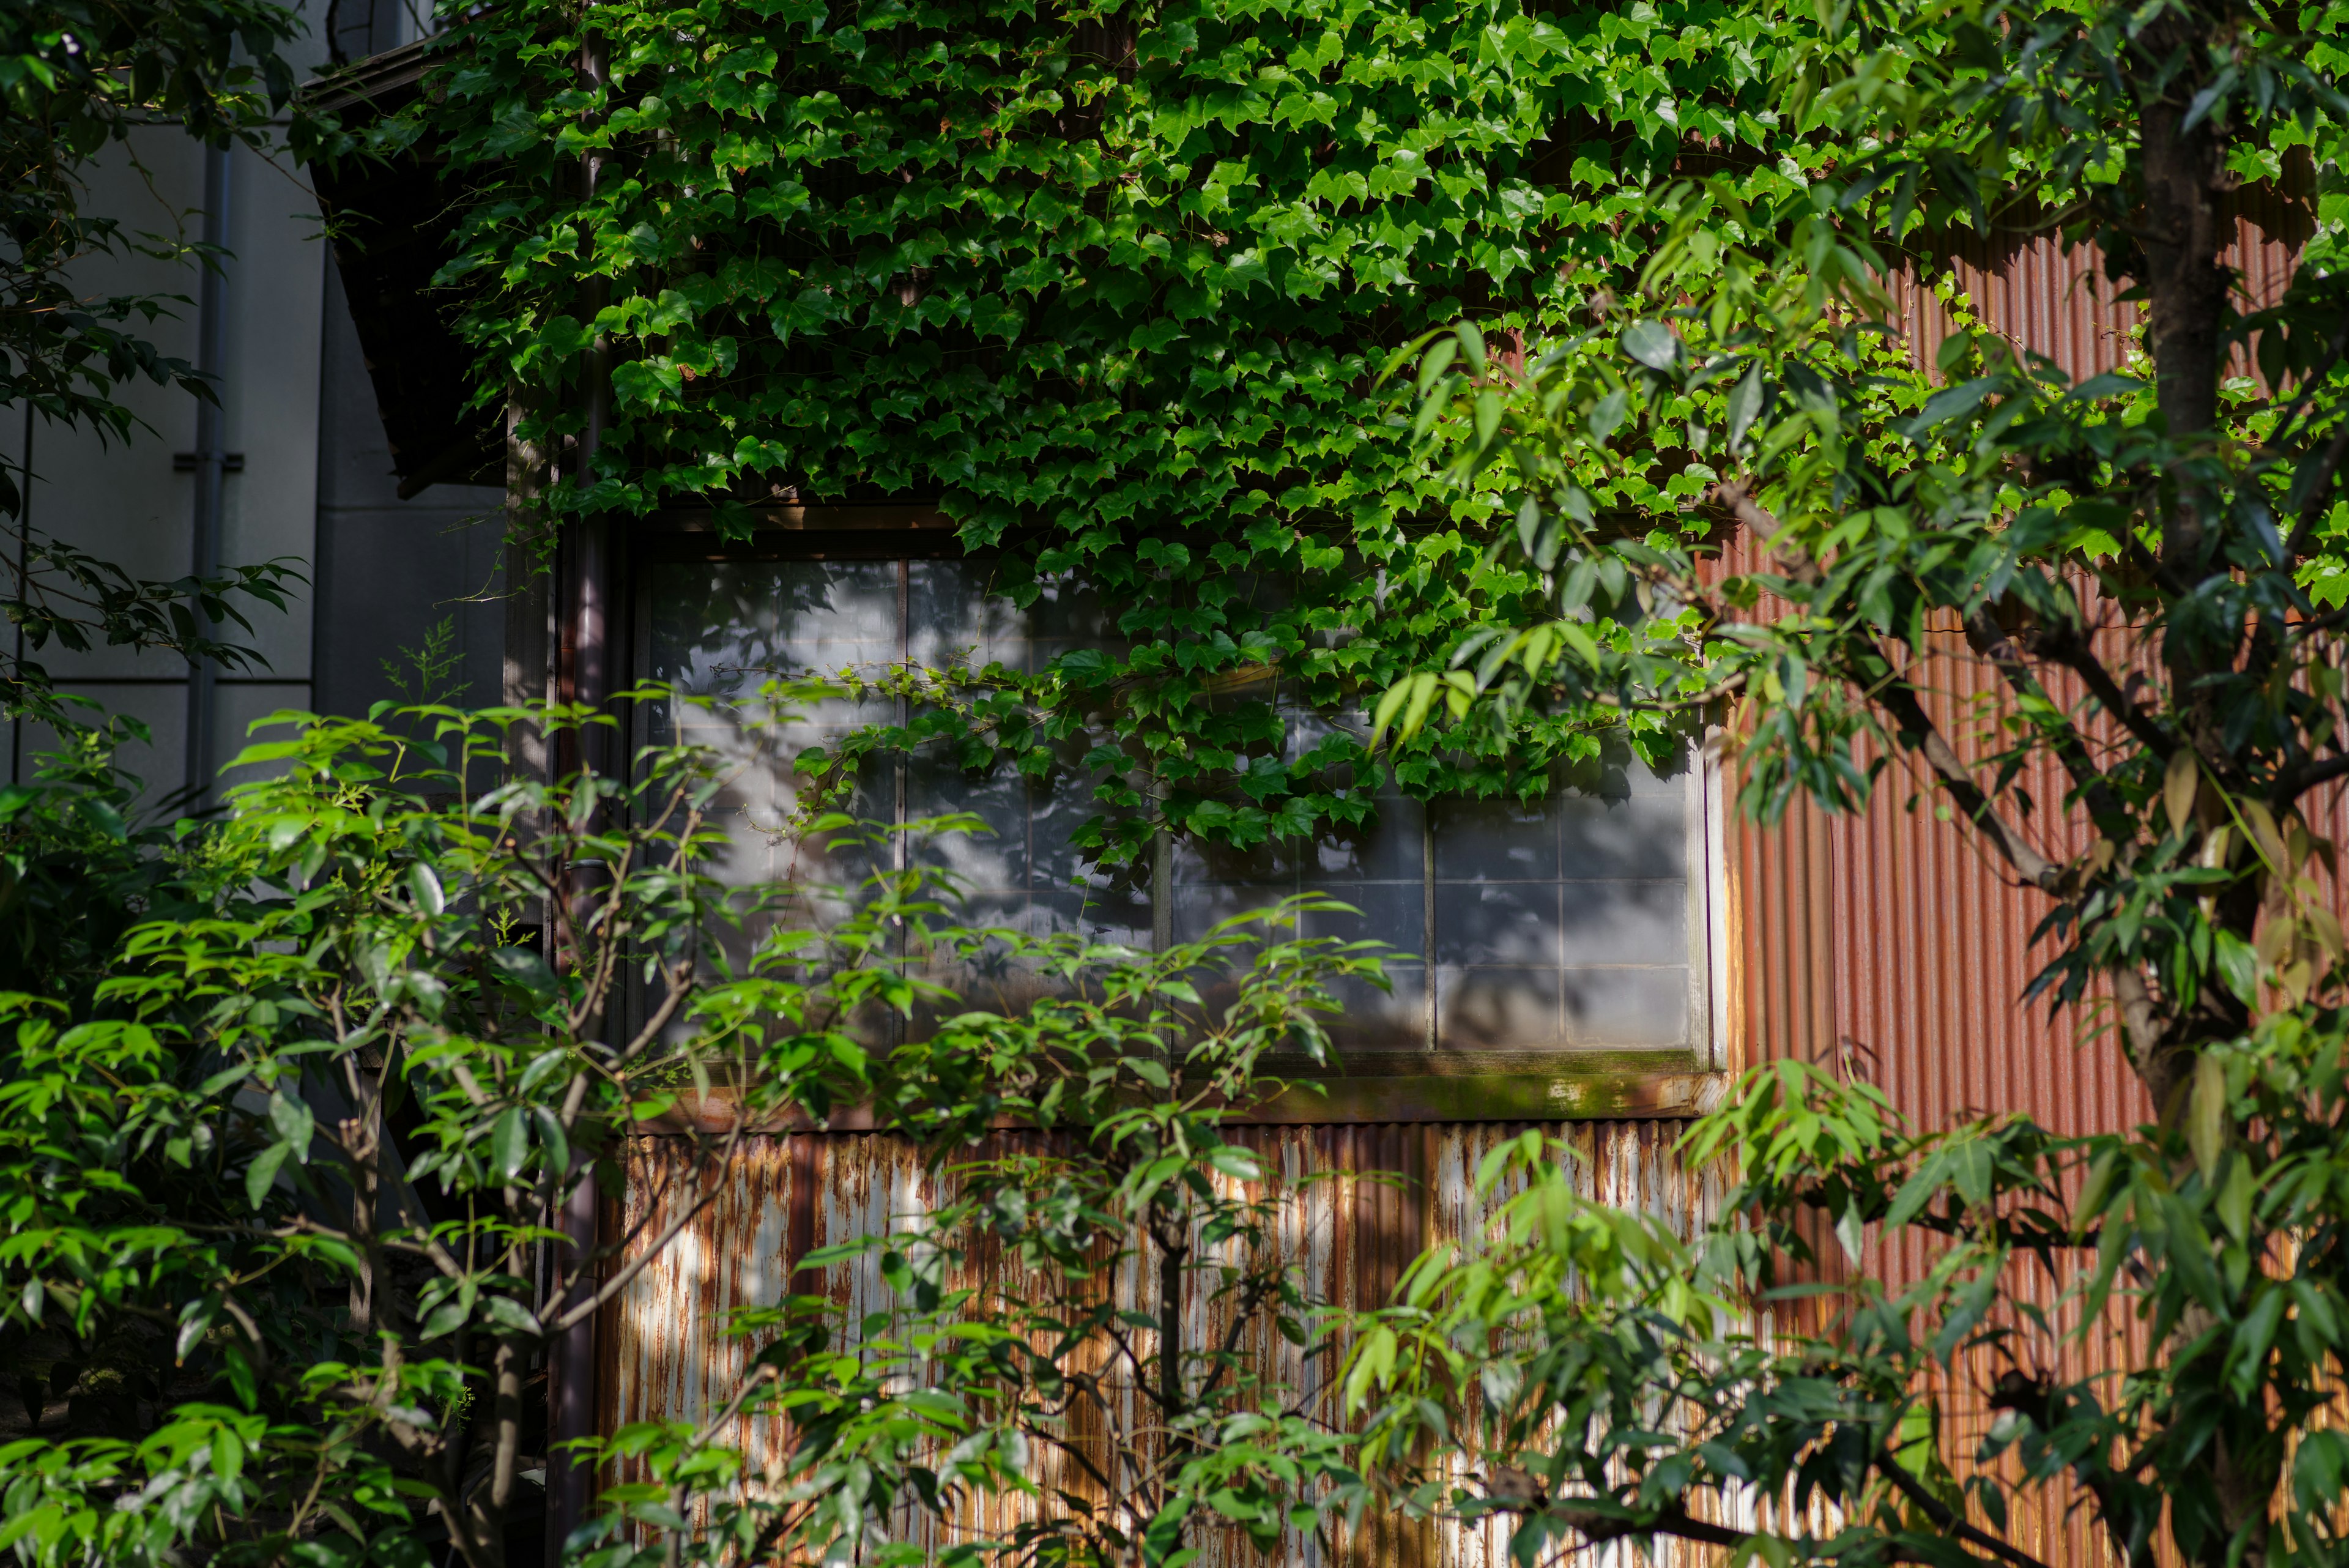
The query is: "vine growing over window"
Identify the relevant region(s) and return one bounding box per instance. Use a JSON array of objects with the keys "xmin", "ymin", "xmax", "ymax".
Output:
[{"xmin": 409, "ymin": 0, "xmax": 1912, "ymax": 863}]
